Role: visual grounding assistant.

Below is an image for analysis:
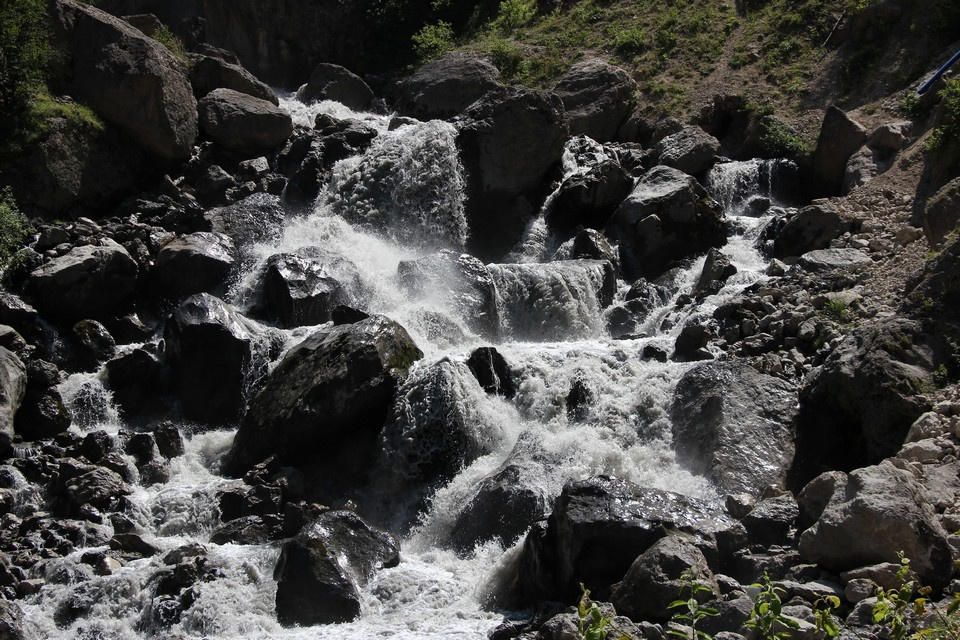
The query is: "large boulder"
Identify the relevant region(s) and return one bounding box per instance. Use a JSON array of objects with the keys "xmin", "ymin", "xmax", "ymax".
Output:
[
  {"xmin": 790, "ymin": 318, "xmax": 934, "ymax": 489},
  {"xmin": 261, "ymin": 249, "xmax": 363, "ymax": 328},
  {"xmin": 455, "ymin": 87, "xmax": 568, "ymax": 259},
  {"xmin": 551, "ymin": 59, "xmax": 636, "ymax": 142},
  {"xmin": 610, "ymin": 534, "xmax": 719, "ymax": 624},
  {"xmin": 397, "ymin": 250, "xmax": 499, "ymax": 339},
  {"xmin": 0, "ymin": 349, "xmax": 27, "ymax": 458},
  {"xmin": 812, "ymin": 106, "xmax": 867, "ymax": 197},
  {"xmin": 188, "ymin": 52, "xmax": 278, "ymax": 105},
  {"xmin": 0, "ymin": 596, "xmax": 28, "ymax": 640},
  {"xmin": 163, "ymin": 293, "xmax": 265, "ymax": 425},
  {"xmin": 222, "ymin": 316, "xmax": 423, "ymax": 484},
  {"xmin": 514, "ymin": 476, "xmax": 733, "ymax": 605},
  {"xmin": 202, "ymin": 193, "xmax": 286, "ymax": 250},
  {"xmin": 797, "ymin": 248, "xmax": 872, "ymax": 273},
  {"xmin": 548, "ymin": 155, "xmax": 634, "ymax": 233},
  {"xmin": 772, "ymin": 204, "xmax": 848, "ymax": 259},
  {"xmin": 296, "ymin": 63, "xmax": 373, "ymax": 110},
  {"xmin": 607, "ymin": 165, "xmax": 727, "ymax": 280},
  {"xmin": 798, "ymin": 461, "xmax": 953, "ymax": 589},
  {"xmin": 397, "ymin": 53, "xmax": 502, "ymax": 120},
  {"xmin": 274, "ymin": 510, "xmax": 399, "ymax": 626},
  {"xmin": 671, "ymin": 362, "xmax": 798, "ymax": 496},
  {"xmin": 198, "ymin": 88, "xmax": 294, "ymax": 153},
  {"xmin": 656, "ymin": 125, "xmax": 721, "ymax": 176},
  {"xmin": 48, "ymin": 0, "xmax": 197, "ymax": 160},
  {"xmin": 917, "ymin": 177, "xmax": 960, "ymax": 247},
  {"xmin": 28, "ymin": 239, "xmax": 138, "ymax": 322},
  {"xmin": 152, "ymin": 232, "xmax": 236, "ymax": 300}
]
